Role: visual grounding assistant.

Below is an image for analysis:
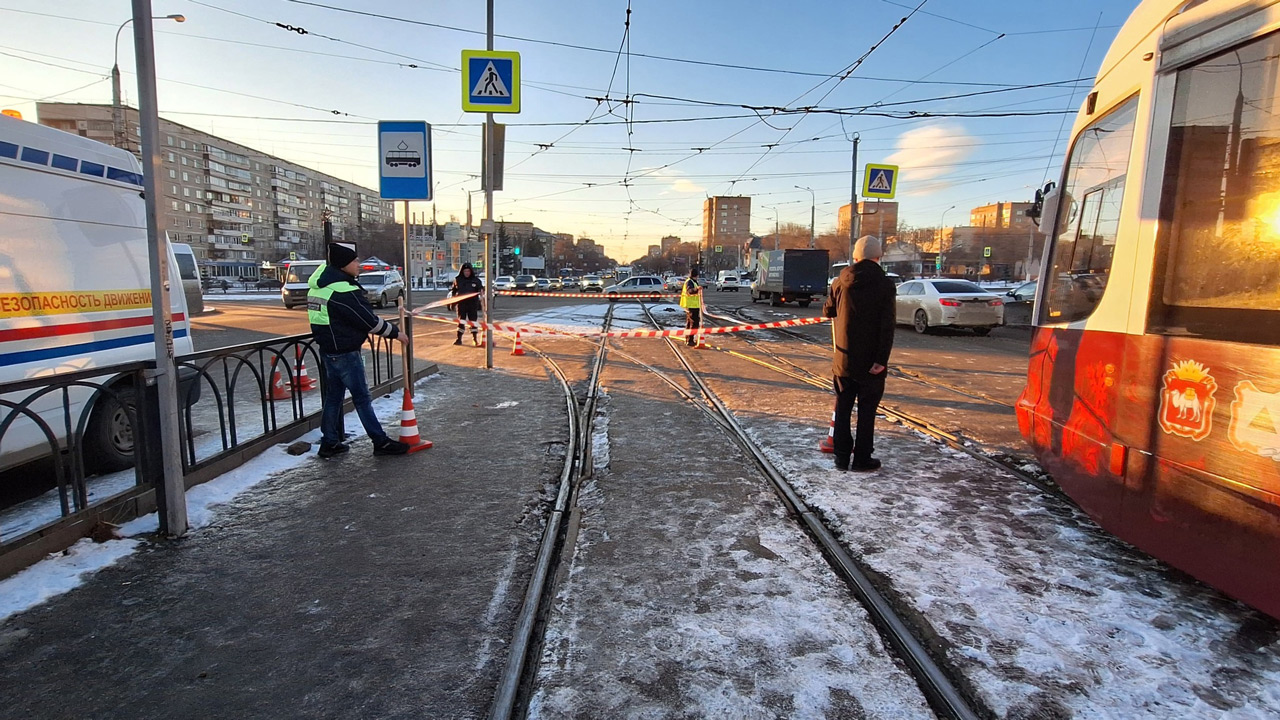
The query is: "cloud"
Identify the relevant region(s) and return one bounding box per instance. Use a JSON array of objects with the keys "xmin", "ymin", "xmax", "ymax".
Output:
[
  {"xmin": 885, "ymin": 124, "xmax": 977, "ymax": 187},
  {"xmin": 644, "ymin": 167, "xmax": 705, "ymax": 195}
]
